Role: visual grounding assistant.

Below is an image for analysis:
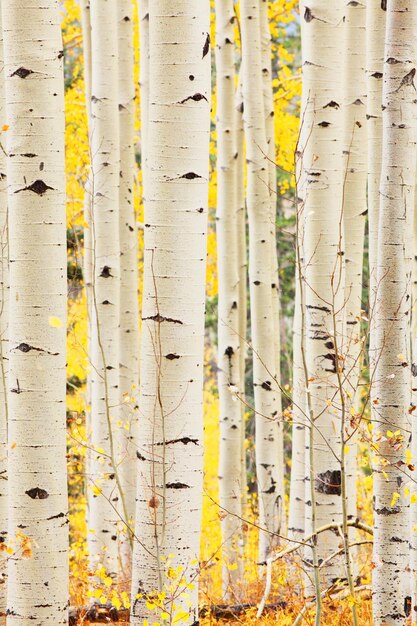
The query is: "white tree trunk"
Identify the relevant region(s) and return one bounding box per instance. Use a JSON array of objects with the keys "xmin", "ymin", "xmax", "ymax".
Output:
[
  {"xmin": 138, "ymin": 0, "xmax": 149, "ymax": 198},
  {"xmin": 118, "ymin": 0, "xmax": 140, "ymax": 562},
  {"xmin": 240, "ymin": 0, "xmax": 283, "ymax": 565},
  {"xmin": 288, "ymin": 278, "xmax": 306, "ymax": 540},
  {"xmin": 373, "ymin": 2, "xmax": 417, "ymax": 624},
  {"xmin": 88, "ymin": 0, "xmax": 122, "ymax": 578},
  {"xmin": 259, "ymin": 0, "xmax": 285, "ymax": 535},
  {"xmin": 215, "ymin": 0, "xmax": 243, "ymax": 592},
  {"xmin": 0, "ymin": 8, "xmax": 8, "ymax": 610},
  {"xmin": 366, "ymin": 0, "xmax": 385, "ymax": 359},
  {"xmin": 235, "ymin": 81, "xmax": 248, "ymax": 515},
  {"xmin": 130, "ymin": 1, "xmax": 211, "ymax": 623},
  {"xmin": 300, "ymin": 0, "xmax": 346, "ymax": 587},
  {"xmin": 2, "ymin": 1, "xmax": 68, "ymax": 622},
  {"xmin": 343, "ymin": 0, "xmax": 367, "ymax": 579}
]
